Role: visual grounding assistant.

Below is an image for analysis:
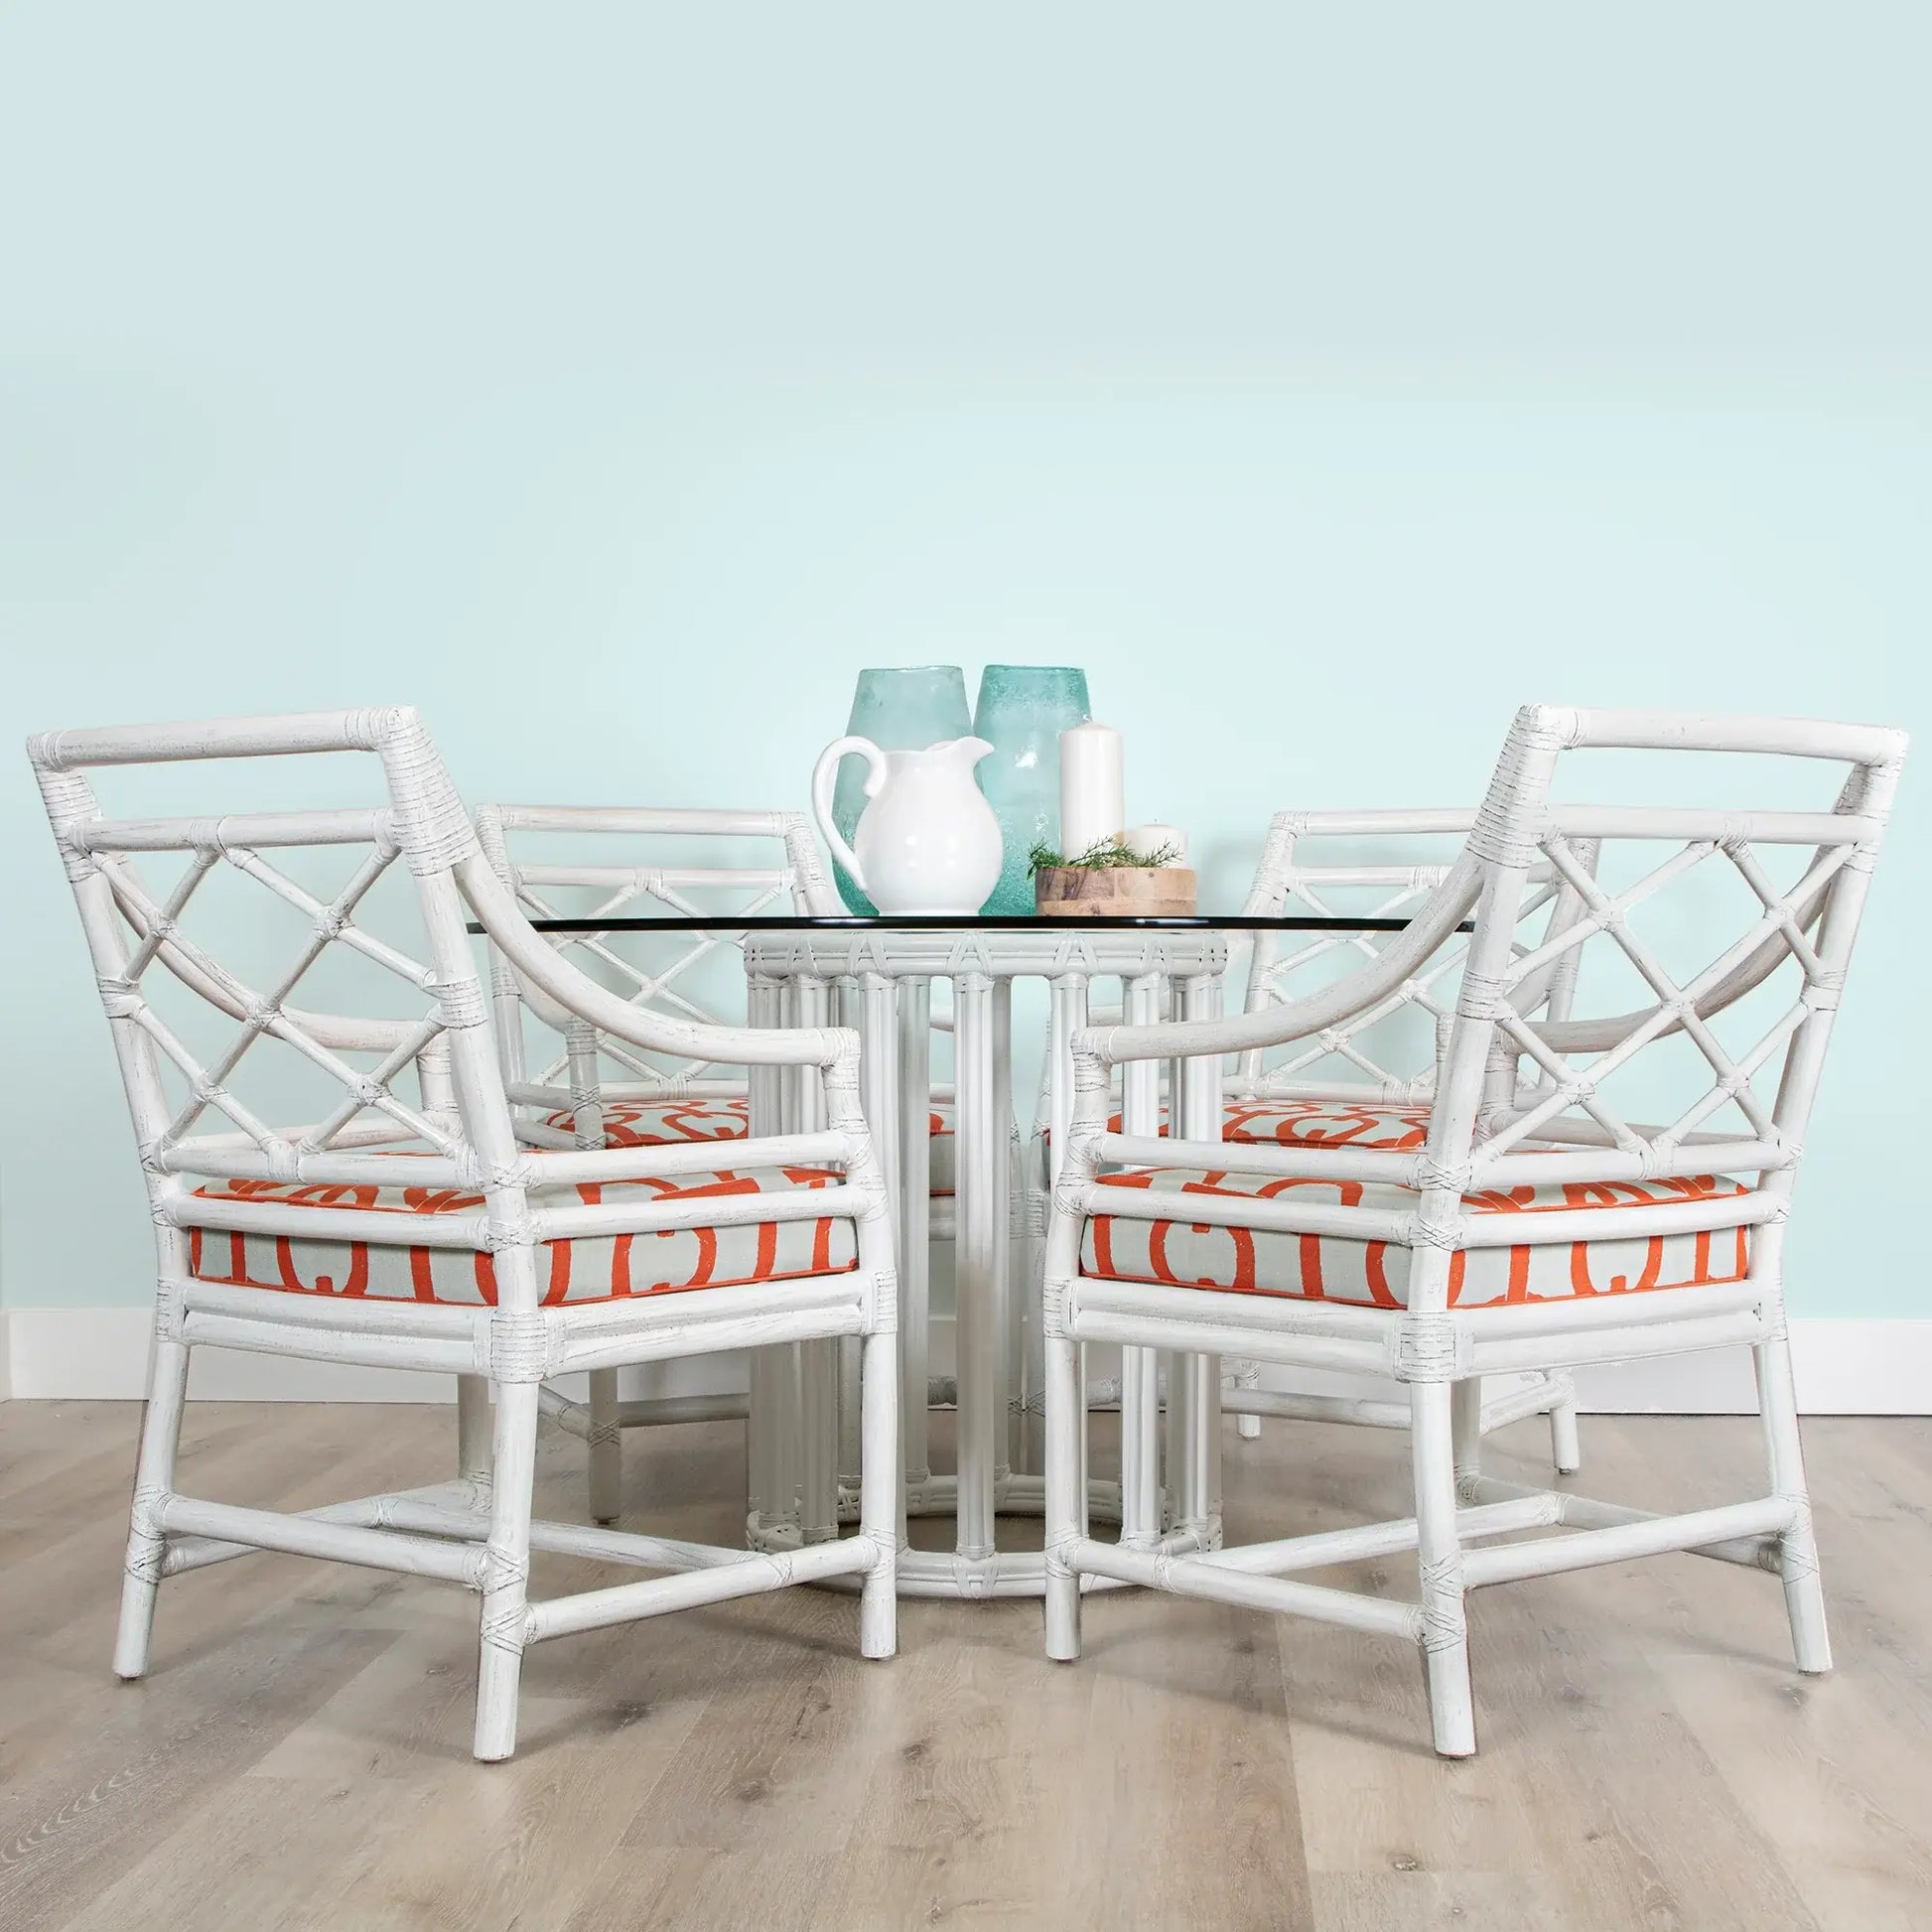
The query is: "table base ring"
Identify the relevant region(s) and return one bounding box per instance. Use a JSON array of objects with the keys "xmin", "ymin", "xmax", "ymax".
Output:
[
  {"xmin": 840, "ymin": 1471, "xmax": 1125, "ymax": 1527},
  {"xmin": 742, "ymin": 1523, "xmax": 1152, "ymax": 1600}
]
